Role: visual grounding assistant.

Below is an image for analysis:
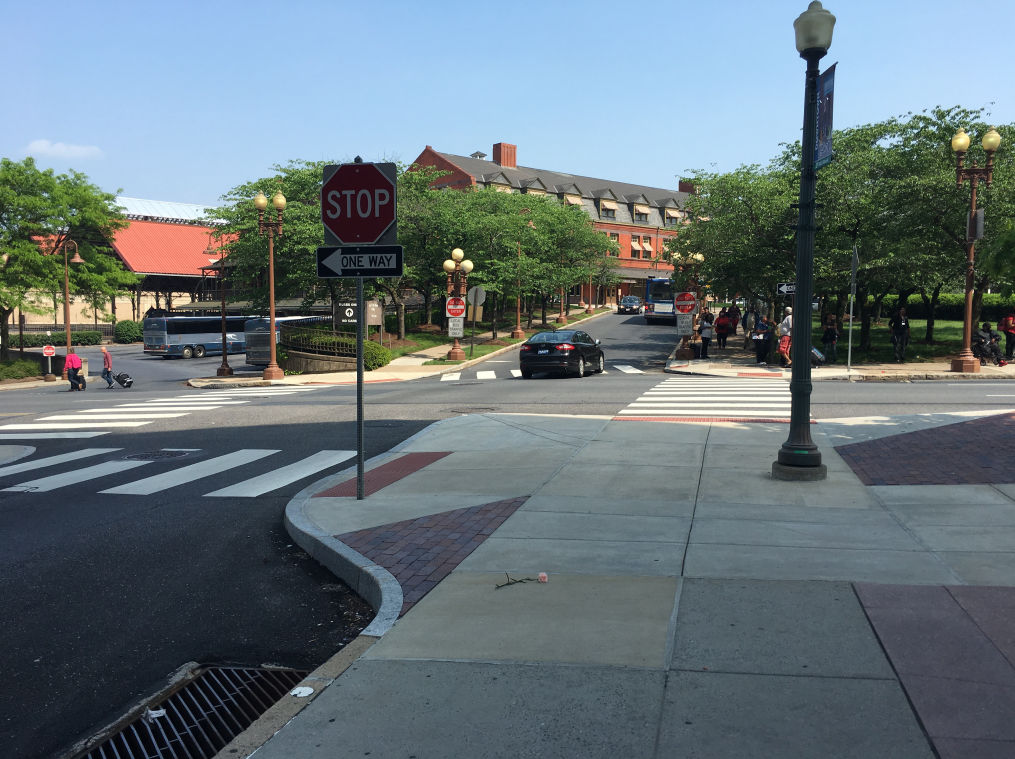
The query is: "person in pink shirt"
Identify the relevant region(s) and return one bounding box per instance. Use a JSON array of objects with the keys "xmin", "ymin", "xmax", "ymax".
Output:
[
  {"xmin": 101, "ymin": 346, "xmax": 114, "ymax": 388},
  {"xmin": 64, "ymin": 349, "xmax": 84, "ymax": 391}
]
